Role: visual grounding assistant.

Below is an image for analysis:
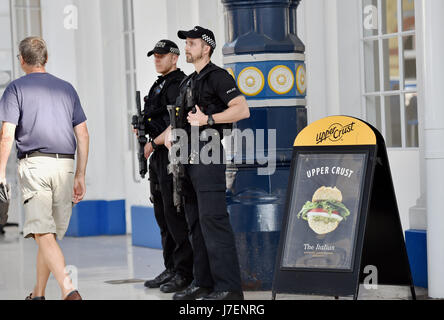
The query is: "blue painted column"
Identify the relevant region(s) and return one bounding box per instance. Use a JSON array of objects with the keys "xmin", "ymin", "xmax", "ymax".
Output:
[{"xmin": 222, "ymin": 0, "xmax": 307, "ymax": 290}]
